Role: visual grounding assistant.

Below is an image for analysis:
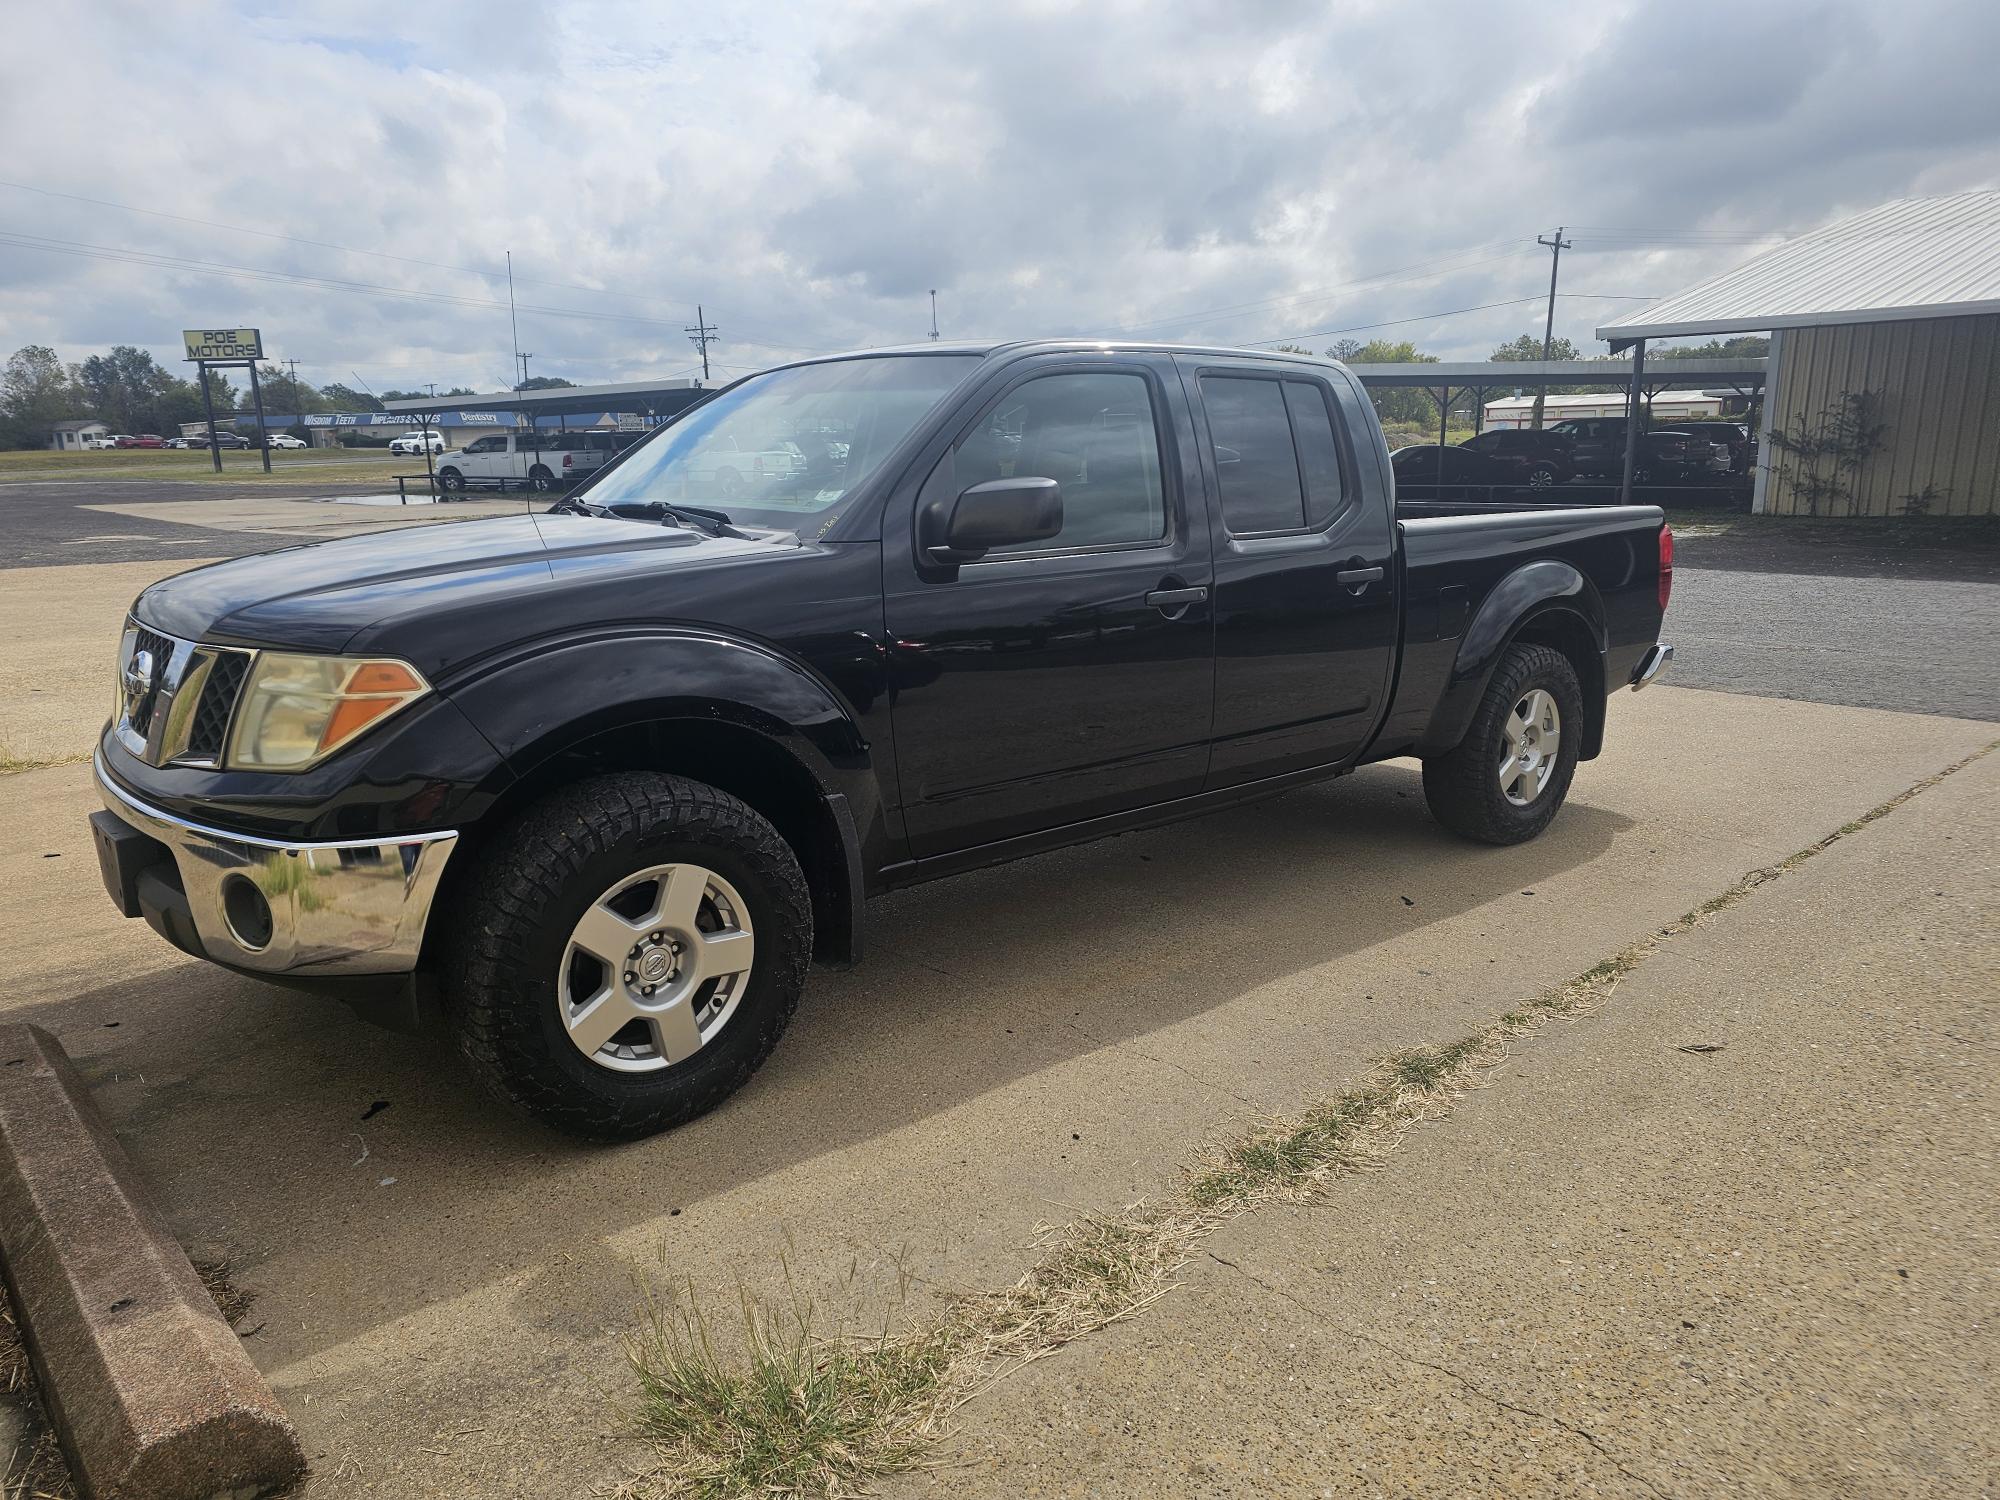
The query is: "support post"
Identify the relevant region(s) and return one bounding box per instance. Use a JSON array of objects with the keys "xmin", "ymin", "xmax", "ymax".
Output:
[
  {"xmin": 423, "ymin": 409, "xmax": 437, "ymax": 497},
  {"xmin": 198, "ymin": 364, "xmax": 222, "ymax": 474},
  {"xmin": 247, "ymin": 360, "xmax": 272, "ymax": 473},
  {"xmin": 1618, "ymin": 339, "xmax": 1647, "ymax": 507}
]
